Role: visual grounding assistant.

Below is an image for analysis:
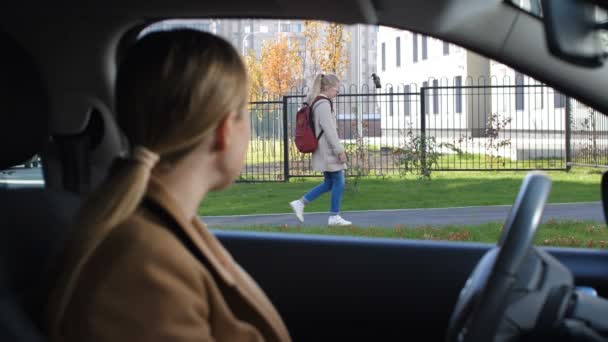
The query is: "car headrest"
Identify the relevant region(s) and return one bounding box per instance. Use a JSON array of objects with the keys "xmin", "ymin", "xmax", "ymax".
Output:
[
  {"xmin": 43, "ymin": 102, "xmax": 129, "ymax": 194},
  {"xmin": 0, "ymin": 32, "xmax": 48, "ymax": 170}
]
